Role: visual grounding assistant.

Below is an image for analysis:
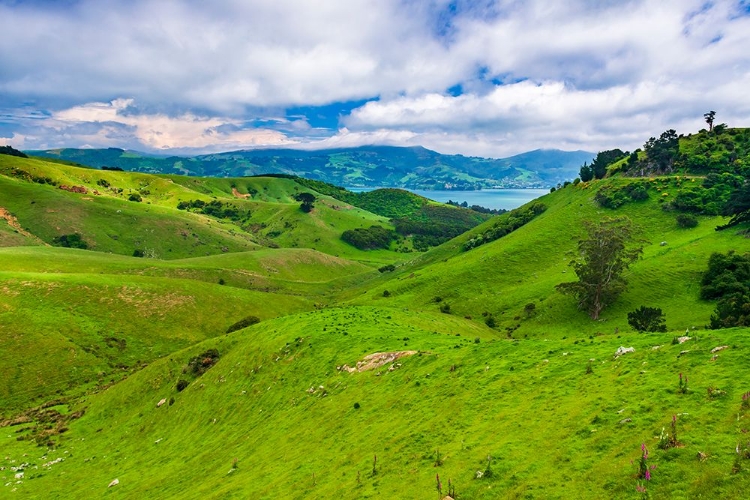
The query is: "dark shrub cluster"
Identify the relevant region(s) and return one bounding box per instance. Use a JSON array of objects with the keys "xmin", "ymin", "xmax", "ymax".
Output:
[
  {"xmin": 52, "ymin": 233, "xmax": 88, "ymax": 249},
  {"xmin": 185, "ymin": 349, "xmax": 221, "ymax": 376},
  {"xmin": 595, "ymin": 183, "xmax": 649, "ymax": 209},
  {"xmin": 701, "ymin": 251, "xmax": 750, "ymax": 328},
  {"xmin": 341, "ymin": 225, "xmax": 397, "ymax": 250},
  {"xmin": 177, "ymin": 199, "xmax": 249, "ymax": 221},
  {"xmin": 462, "ymin": 203, "xmax": 546, "ymax": 251},
  {"xmin": 0, "ymin": 145, "xmax": 28, "ymax": 158},
  {"xmin": 627, "ymin": 306, "xmax": 667, "ymax": 332},
  {"xmin": 226, "ymin": 315, "xmax": 261, "ymax": 334}
]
